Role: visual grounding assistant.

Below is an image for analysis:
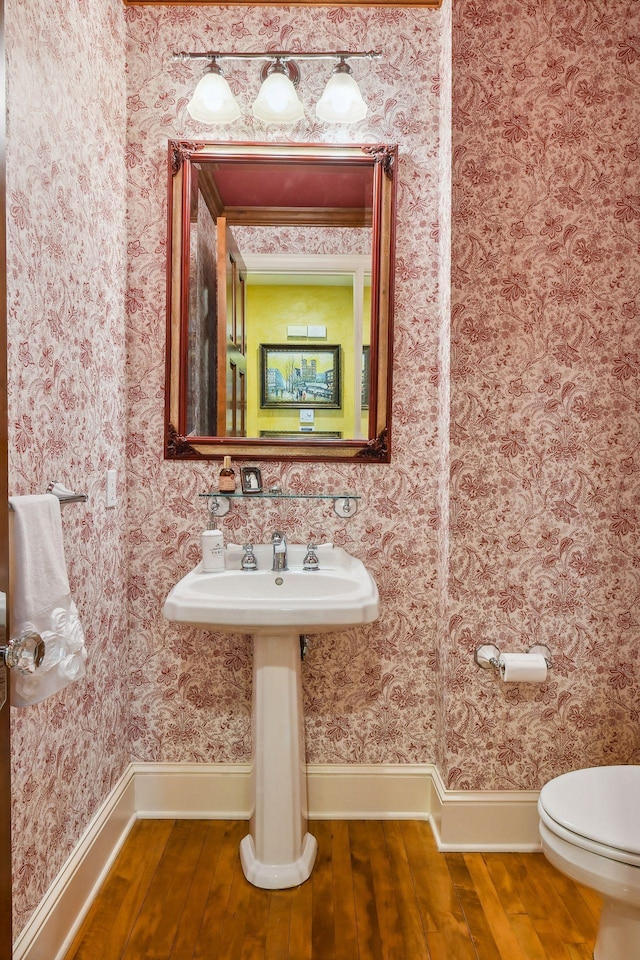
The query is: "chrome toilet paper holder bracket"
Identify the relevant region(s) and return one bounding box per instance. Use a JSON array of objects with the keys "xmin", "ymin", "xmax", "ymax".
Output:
[{"xmin": 474, "ymin": 643, "xmax": 553, "ymax": 673}]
